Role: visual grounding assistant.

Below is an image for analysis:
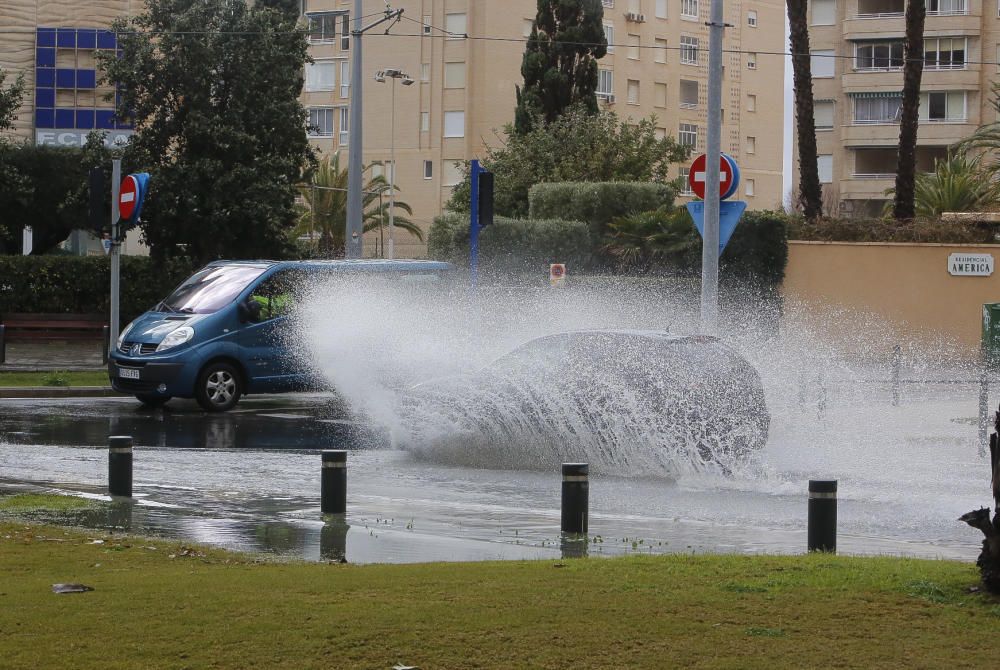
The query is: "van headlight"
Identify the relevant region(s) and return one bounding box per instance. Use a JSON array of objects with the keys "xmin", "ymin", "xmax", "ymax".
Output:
[
  {"xmin": 116, "ymin": 322, "xmax": 135, "ymax": 350},
  {"xmin": 156, "ymin": 326, "xmax": 194, "ymax": 352}
]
